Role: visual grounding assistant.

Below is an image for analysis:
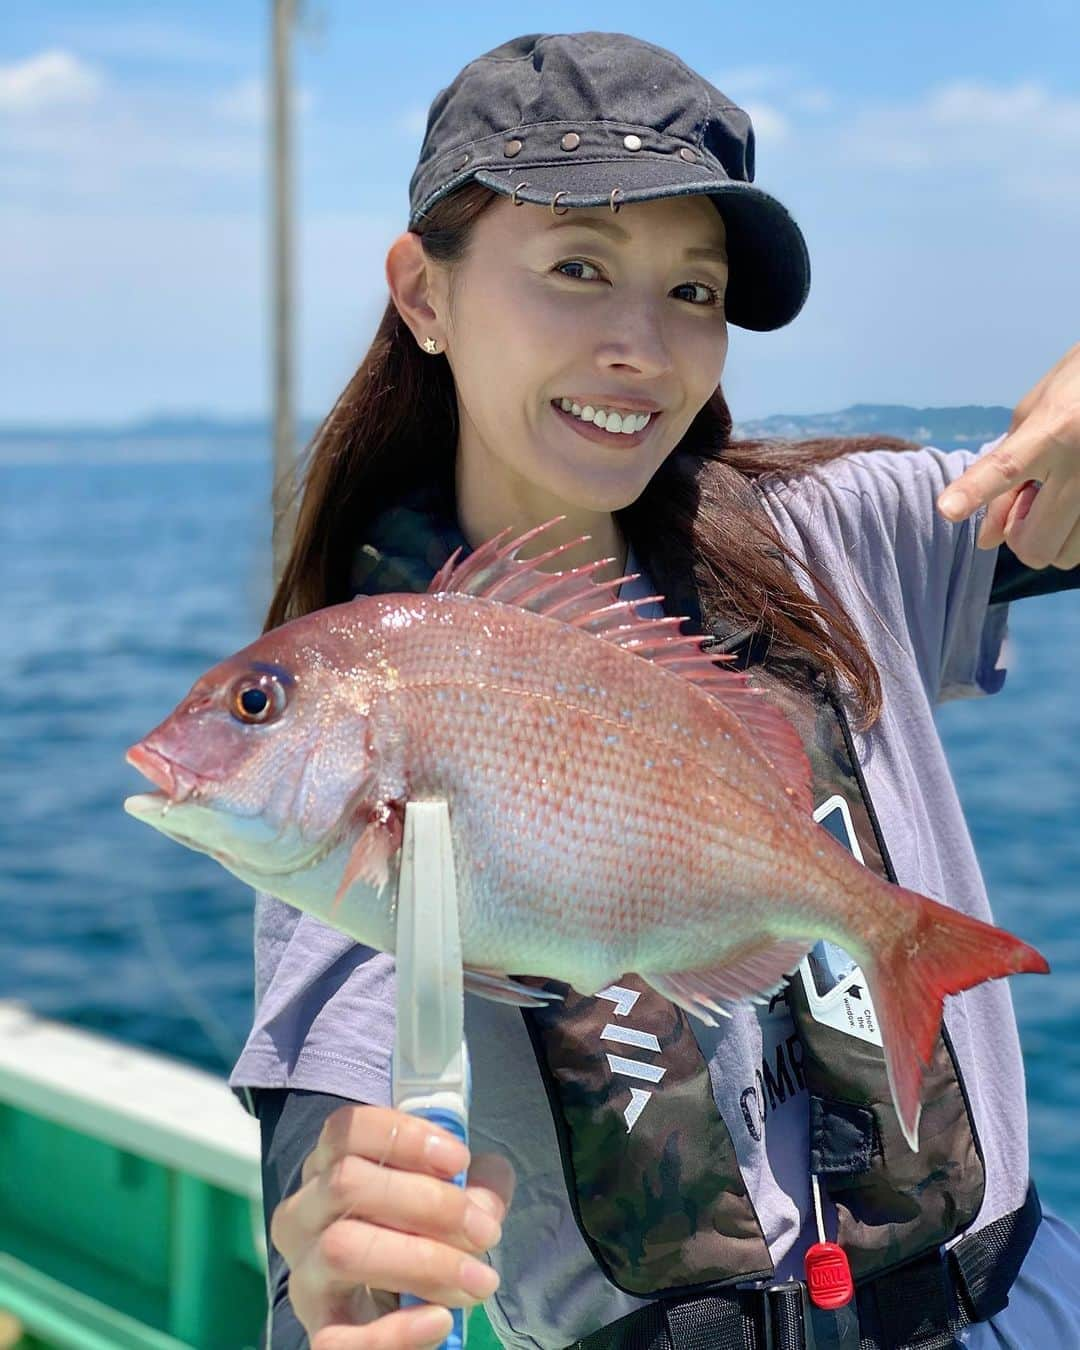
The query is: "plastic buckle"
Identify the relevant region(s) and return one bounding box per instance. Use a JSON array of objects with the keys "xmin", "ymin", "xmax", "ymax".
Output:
[{"xmin": 735, "ymin": 1277, "xmax": 807, "ymax": 1350}]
